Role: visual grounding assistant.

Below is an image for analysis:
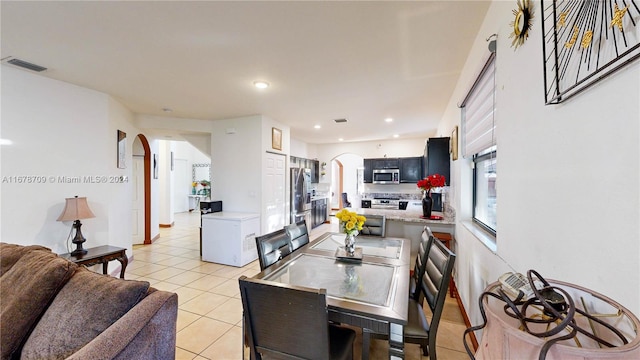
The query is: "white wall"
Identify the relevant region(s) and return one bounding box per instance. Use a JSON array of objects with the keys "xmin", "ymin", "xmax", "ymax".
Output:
[
  {"xmin": 210, "ymin": 116, "xmax": 263, "ymax": 214},
  {"xmin": 290, "ymin": 138, "xmax": 312, "ymax": 159},
  {"xmin": 1, "ymin": 66, "xmax": 140, "ymax": 266},
  {"xmin": 439, "ymin": 0, "xmax": 640, "ymax": 324},
  {"xmin": 174, "ymin": 140, "xmax": 210, "ymax": 166},
  {"xmin": 158, "ymin": 140, "xmax": 175, "ymax": 225},
  {"xmin": 317, "ymin": 137, "xmax": 425, "ymax": 162}
]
